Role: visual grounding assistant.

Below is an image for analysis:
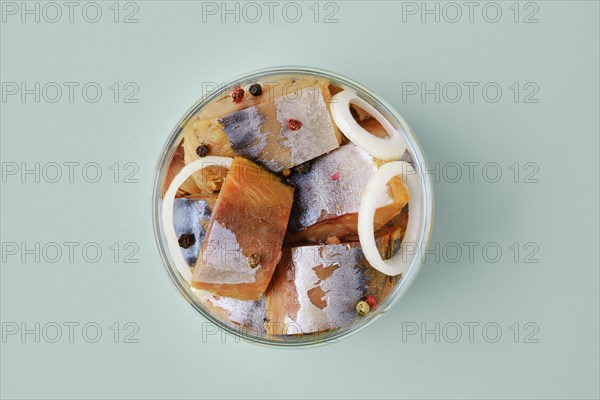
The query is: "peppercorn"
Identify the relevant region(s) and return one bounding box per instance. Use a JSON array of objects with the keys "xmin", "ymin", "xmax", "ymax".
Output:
[
  {"xmin": 294, "ymin": 161, "xmax": 311, "ymax": 175},
  {"xmin": 247, "ymin": 254, "xmax": 260, "ymax": 268},
  {"xmin": 249, "ymin": 83, "xmax": 262, "ymax": 96},
  {"xmin": 365, "ymin": 295, "xmax": 376, "ymax": 308},
  {"xmin": 281, "ymin": 169, "xmax": 291, "ymax": 177},
  {"xmin": 356, "ymin": 300, "xmax": 370, "ymax": 316},
  {"xmin": 288, "ymin": 119, "xmax": 302, "ymax": 131},
  {"xmin": 195, "ymin": 144, "xmax": 209, "ymax": 157},
  {"xmin": 231, "ymin": 87, "xmax": 244, "ymax": 103},
  {"xmin": 178, "ymin": 234, "xmax": 195, "ymax": 249}
]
